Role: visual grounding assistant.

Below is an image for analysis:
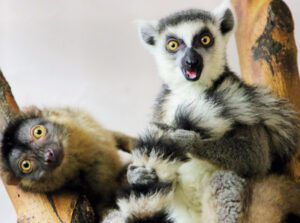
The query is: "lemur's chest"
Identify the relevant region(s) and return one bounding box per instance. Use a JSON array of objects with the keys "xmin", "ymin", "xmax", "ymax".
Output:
[{"xmin": 161, "ymin": 89, "xmax": 209, "ymax": 125}]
